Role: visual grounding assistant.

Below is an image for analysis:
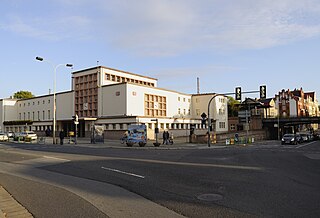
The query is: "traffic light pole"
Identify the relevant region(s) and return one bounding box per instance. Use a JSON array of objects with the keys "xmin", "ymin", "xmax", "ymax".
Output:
[
  {"xmin": 206, "ymin": 87, "xmax": 265, "ymax": 147},
  {"xmin": 75, "ymin": 123, "xmax": 77, "ymax": 144}
]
